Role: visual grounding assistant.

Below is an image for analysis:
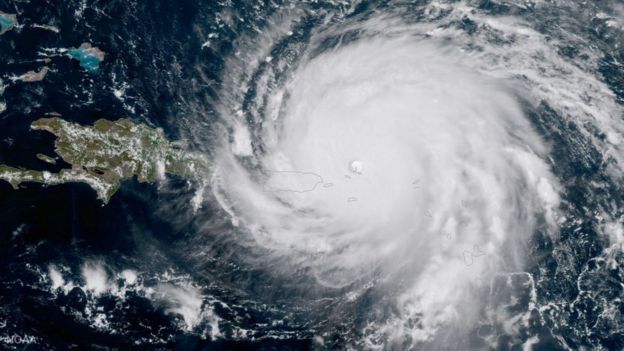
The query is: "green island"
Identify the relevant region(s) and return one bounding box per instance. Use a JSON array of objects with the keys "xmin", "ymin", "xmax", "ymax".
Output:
[
  {"xmin": 0, "ymin": 117, "xmax": 209, "ymax": 203},
  {"xmin": 36, "ymin": 153, "xmax": 56, "ymax": 164}
]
